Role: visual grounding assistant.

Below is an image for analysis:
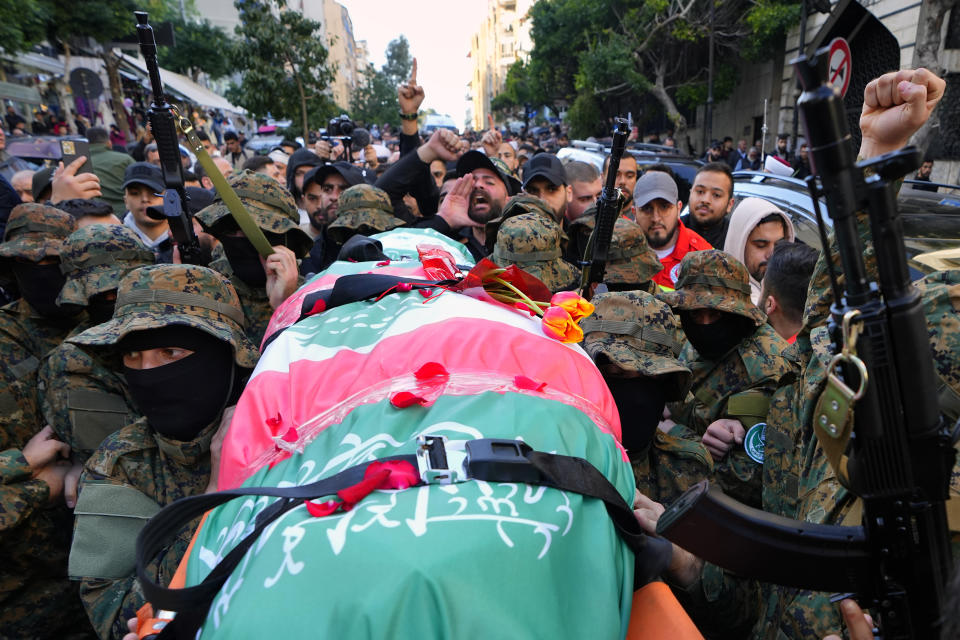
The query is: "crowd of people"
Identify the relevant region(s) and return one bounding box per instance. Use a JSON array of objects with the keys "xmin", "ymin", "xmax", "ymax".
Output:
[{"xmin": 0, "ymin": 55, "xmax": 956, "ymax": 640}]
